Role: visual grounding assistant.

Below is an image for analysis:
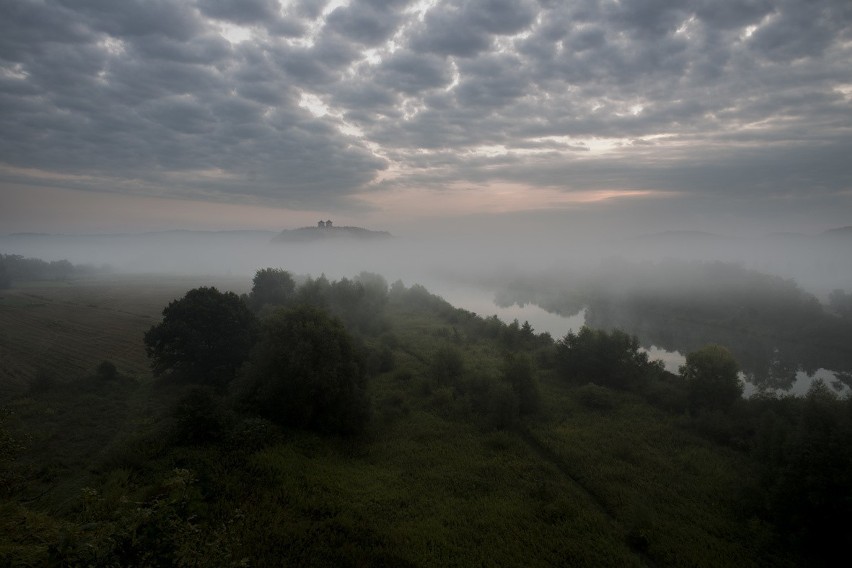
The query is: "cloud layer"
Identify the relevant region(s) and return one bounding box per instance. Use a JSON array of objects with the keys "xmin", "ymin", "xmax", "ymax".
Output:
[{"xmin": 1, "ymin": 0, "xmax": 850, "ymax": 215}]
